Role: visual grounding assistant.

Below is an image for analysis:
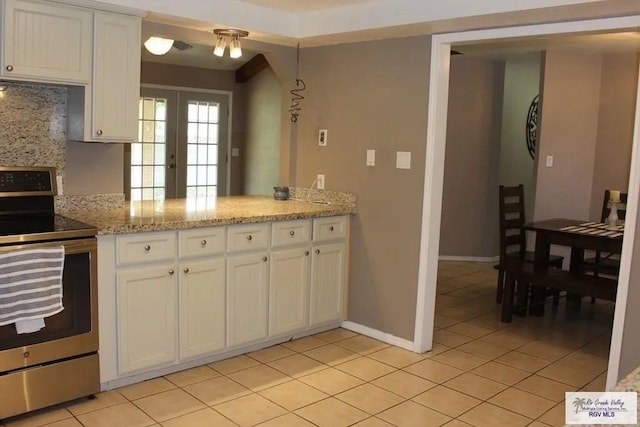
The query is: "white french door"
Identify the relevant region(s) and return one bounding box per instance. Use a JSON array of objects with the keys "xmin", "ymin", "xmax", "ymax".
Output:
[{"xmin": 128, "ymin": 86, "xmax": 230, "ymax": 200}]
